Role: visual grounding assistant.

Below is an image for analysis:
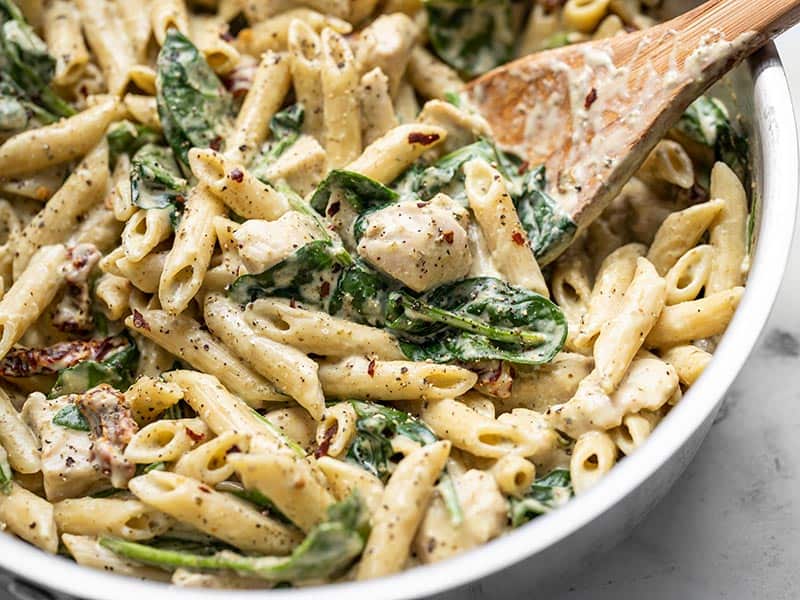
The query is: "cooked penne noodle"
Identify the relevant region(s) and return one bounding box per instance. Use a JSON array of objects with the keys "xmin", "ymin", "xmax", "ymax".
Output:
[
  {"xmin": 225, "ymin": 51, "xmax": 292, "ymax": 165},
  {"xmin": 358, "ymin": 440, "xmax": 450, "ymax": 579},
  {"xmin": 204, "ymin": 294, "xmax": 325, "ymax": 419},
  {"xmin": 129, "ymin": 470, "xmax": 303, "ymax": 554},
  {"xmin": 319, "ymin": 356, "xmax": 477, "ymax": 401},
  {"xmin": 189, "ymin": 149, "xmax": 290, "ymax": 220},
  {"xmin": 0, "ymin": 99, "xmax": 119, "ymax": 179},
  {"xmin": 158, "ymin": 185, "xmax": 224, "ymax": 315},
  {"xmin": 244, "ymin": 298, "xmax": 404, "ymax": 359},
  {"xmin": 54, "ymin": 498, "xmax": 173, "ymax": 540},
  {"xmin": 76, "ymin": 0, "xmax": 136, "ymax": 94},
  {"xmin": 44, "ymin": 1, "xmax": 90, "ymax": 86},
  {"xmin": 646, "ymin": 287, "xmax": 745, "ymax": 348},
  {"xmin": 320, "ymin": 28, "xmax": 362, "ymax": 167},
  {"xmin": 570, "ymin": 431, "xmax": 617, "ymax": 494},
  {"xmin": 465, "ymin": 159, "xmax": 548, "ymax": 296},
  {"xmin": 125, "ymin": 310, "xmax": 287, "ymax": 406}
]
